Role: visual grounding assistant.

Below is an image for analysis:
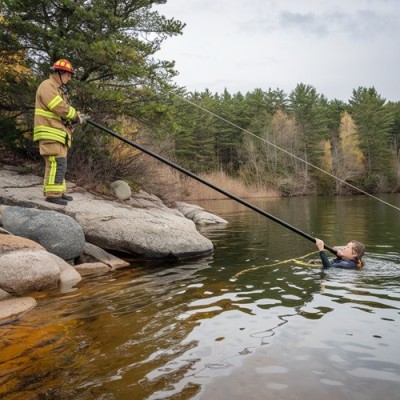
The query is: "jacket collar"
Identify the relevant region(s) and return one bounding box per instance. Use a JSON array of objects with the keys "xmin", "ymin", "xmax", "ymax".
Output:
[{"xmin": 50, "ymin": 73, "xmax": 63, "ymax": 86}]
